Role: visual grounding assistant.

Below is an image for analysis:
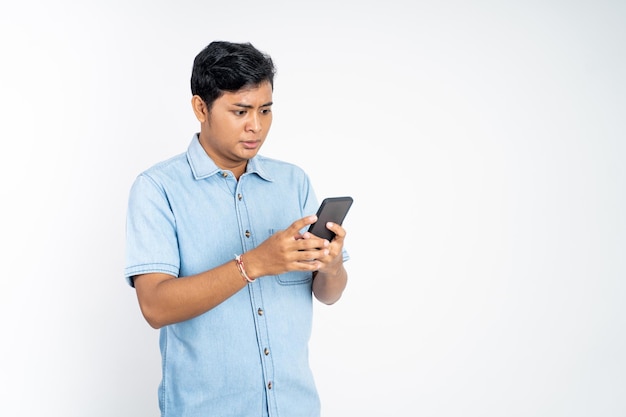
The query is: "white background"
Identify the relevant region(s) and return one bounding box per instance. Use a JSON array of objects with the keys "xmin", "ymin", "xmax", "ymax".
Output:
[{"xmin": 1, "ymin": 1, "xmax": 625, "ymax": 416}]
